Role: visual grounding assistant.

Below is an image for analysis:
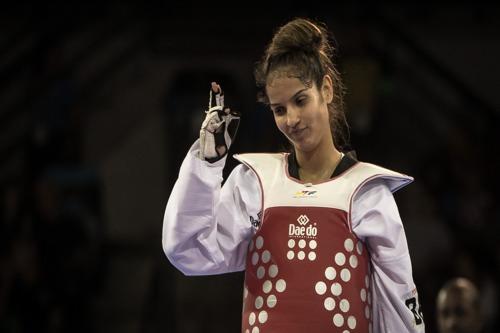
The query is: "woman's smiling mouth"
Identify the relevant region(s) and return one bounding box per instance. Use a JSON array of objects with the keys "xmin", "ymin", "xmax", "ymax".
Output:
[{"xmin": 289, "ymin": 127, "xmax": 308, "ymax": 140}]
